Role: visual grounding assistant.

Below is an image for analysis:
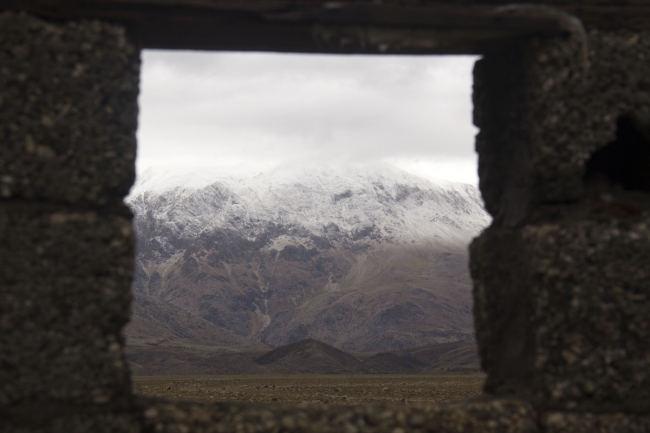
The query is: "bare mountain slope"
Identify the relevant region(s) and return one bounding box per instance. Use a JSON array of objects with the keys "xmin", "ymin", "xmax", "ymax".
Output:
[
  {"xmin": 125, "ymin": 292, "xmax": 272, "ymax": 375},
  {"xmin": 127, "ymin": 293, "xmax": 262, "ymax": 349},
  {"xmin": 126, "ymin": 163, "xmax": 489, "ymax": 354},
  {"xmin": 259, "ymin": 245, "xmax": 474, "ymax": 352},
  {"xmin": 394, "ymin": 339, "xmax": 480, "ymax": 372}
]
